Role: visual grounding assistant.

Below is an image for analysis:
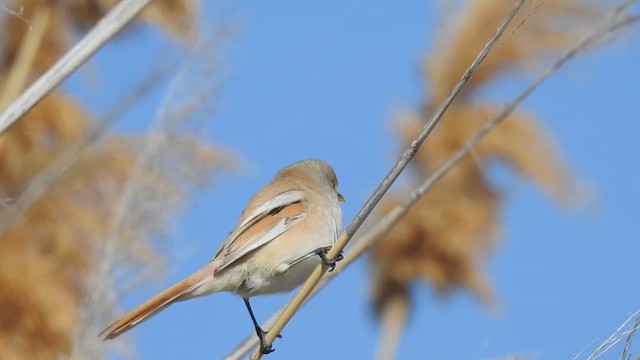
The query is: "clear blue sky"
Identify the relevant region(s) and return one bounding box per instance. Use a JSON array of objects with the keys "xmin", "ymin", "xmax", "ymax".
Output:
[{"xmin": 66, "ymin": 1, "xmax": 640, "ymax": 359}]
